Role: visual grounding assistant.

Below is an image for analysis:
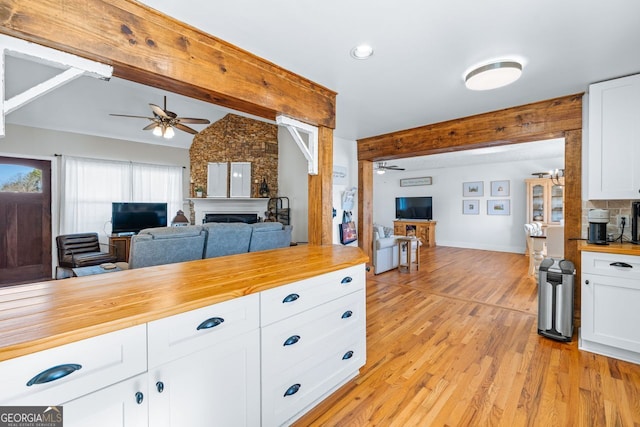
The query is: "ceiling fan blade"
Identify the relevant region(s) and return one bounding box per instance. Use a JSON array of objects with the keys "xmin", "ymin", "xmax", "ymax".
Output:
[
  {"xmin": 142, "ymin": 122, "xmax": 158, "ymax": 131},
  {"xmin": 149, "ymin": 103, "xmax": 169, "ymax": 118},
  {"xmin": 388, "ymin": 166, "xmax": 405, "ymax": 170},
  {"xmin": 110, "ymin": 113, "xmax": 154, "ymax": 120},
  {"xmin": 177, "ymin": 117, "xmax": 211, "ymax": 124},
  {"xmin": 174, "ymin": 123, "xmax": 199, "ymax": 134}
]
